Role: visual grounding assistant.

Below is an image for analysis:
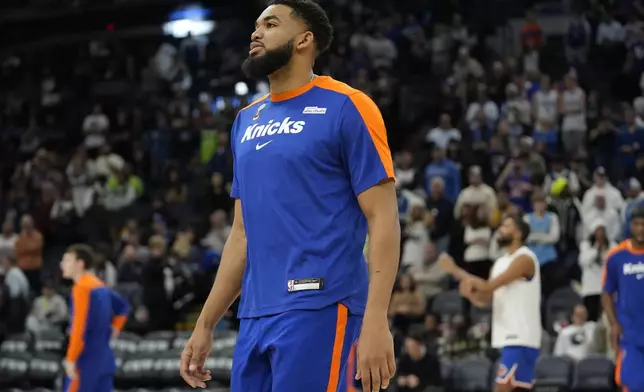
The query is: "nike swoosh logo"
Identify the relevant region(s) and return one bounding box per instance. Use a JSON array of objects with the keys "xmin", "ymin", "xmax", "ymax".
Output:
[{"xmin": 255, "ymin": 141, "xmax": 272, "ymax": 150}]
